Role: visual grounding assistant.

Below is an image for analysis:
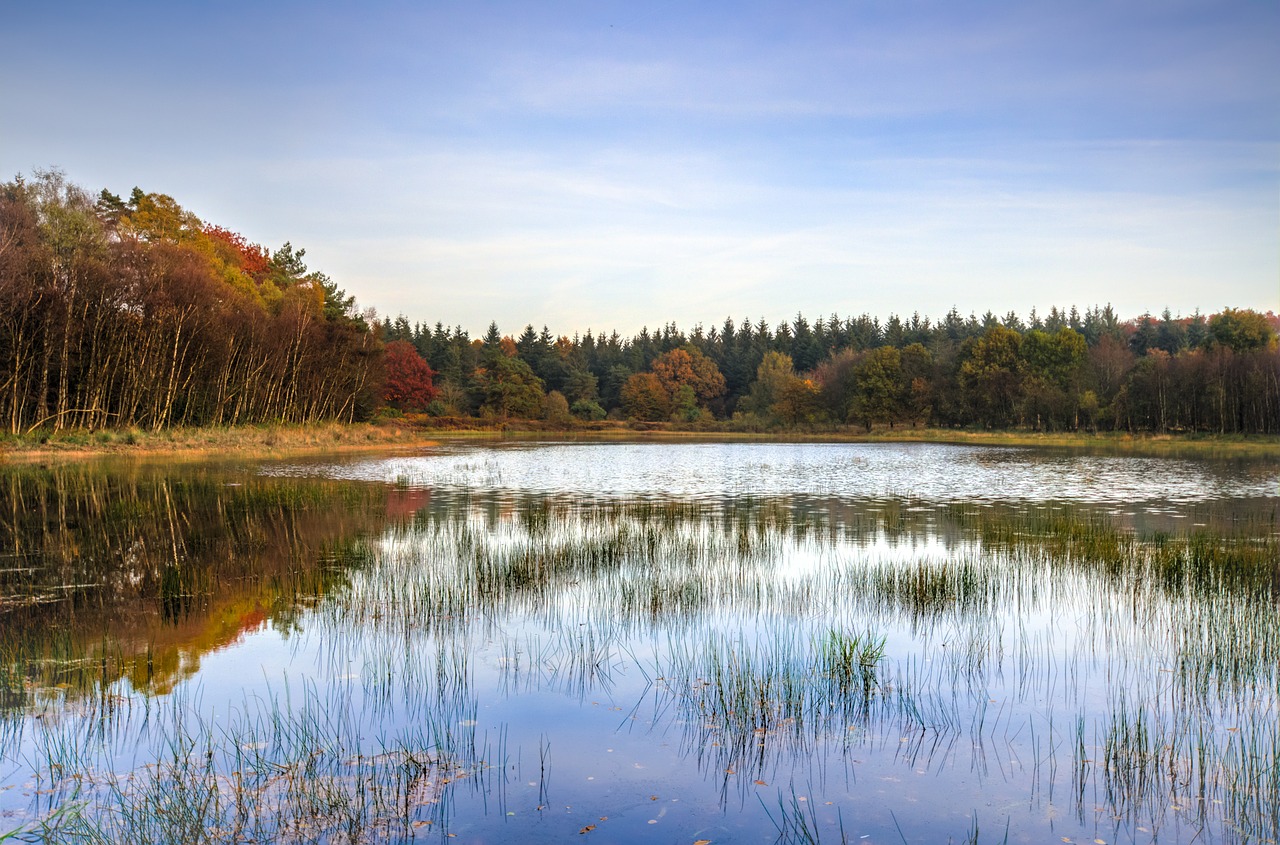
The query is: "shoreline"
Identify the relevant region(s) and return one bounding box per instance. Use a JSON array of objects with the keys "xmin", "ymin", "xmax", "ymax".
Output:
[{"xmin": 2, "ymin": 421, "xmax": 1277, "ymax": 463}]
